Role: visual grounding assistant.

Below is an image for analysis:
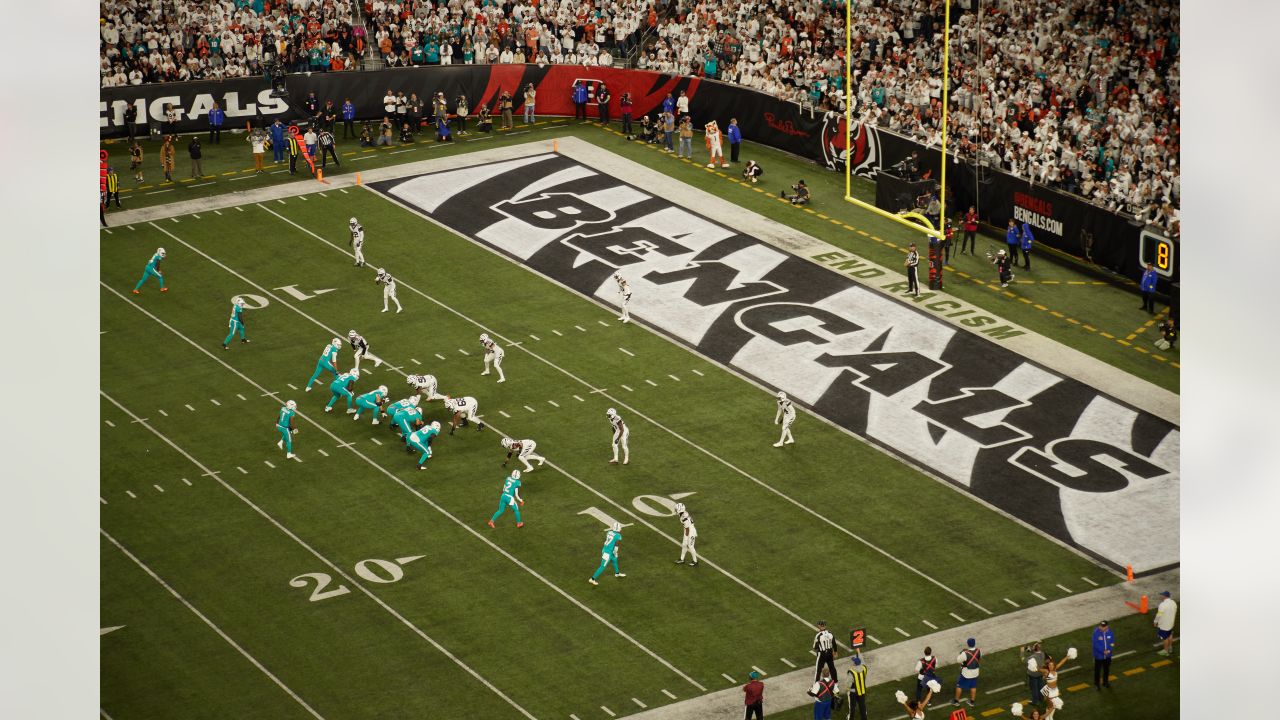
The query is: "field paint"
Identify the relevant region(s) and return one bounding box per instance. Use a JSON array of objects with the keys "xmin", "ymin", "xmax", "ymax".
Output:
[
  {"xmin": 146, "ymin": 189, "xmax": 174, "ymax": 195},
  {"xmin": 153, "ymin": 485, "xmax": 164, "ymax": 493},
  {"xmin": 499, "ymin": 410, "xmax": 512, "ymax": 418},
  {"xmin": 317, "ymin": 449, "xmax": 329, "ymax": 457},
  {"xmin": 104, "ymin": 420, "xmax": 115, "ymax": 427},
  {"xmin": 100, "ymin": 497, "xmax": 107, "ymax": 505},
  {"xmin": 182, "ymin": 478, "xmax": 192, "ymax": 486},
  {"xmin": 575, "ymin": 325, "xmax": 587, "ymax": 332},
  {"xmin": 1122, "ymin": 667, "xmax": 1145, "ymax": 676},
  {"xmin": 396, "ymin": 555, "xmax": 425, "ymax": 565},
  {"xmin": 949, "ymin": 612, "xmax": 966, "ymax": 623},
  {"xmin": 661, "ymin": 689, "xmax": 677, "ymax": 699},
  {"xmin": 530, "ymin": 334, "xmax": 541, "ymax": 341},
  {"xmin": 668, "ymin": 374, "xmax": 681, "ymax": 382},
  {"xmin": 632, "ymin": 698, "xmax": 647, "ymax": 709},
  {"xmin": 548, "ymin": 400, "xmax": 560, "ymax": 408},
  {"xmin": 458, "ymin": 348, "xmax": 470, "ymax": 355},
  {"xmin": 1030, "ymin": 591, "xmax": 1047, "ymax": 601},
  {"xmin": 523, "ymin": 405, "xmax": 537, "ymax": 413},
  {"xmin": 721, "ymin": 674, "xmax": 735, "ymax": 683},
  {"xmin": 894, "ymin": 627, "xmax": 911, "ymax": 637},
  {"xmin": 103, "ymin": 292, "xmax": 706, "ymax": 694},
  {"xmin": 370, "ymin": 437, "xmax": 382, "ymax": 445},
  {"xmin": 619, "ymin": 347, "xmax": 635, "ymax": 357},
  {"xmin": 645, "ymin": 379, "xmax": 658, "ymax": 387},
  {"xmin": 553, "ymin": 329, "xmax": 564, "ymax": 336},
  {"xmin": 288, "ymin": 383, "xmax": 298, "ymax": 390},
  {"xmin": 1056, "ymin": 583, "xmax": 1074, "ymax": 593},
  {"xmin": 298, "ymin": 196, "xmax": 308, "ymax": 202},
  {"xmin": 99, "ymin": 389, "xmax": 539, "ymax": 719},
  {"xmin": 264, "ymin": 461, "xmax": 275, "ymax": 469},
  {"xmin": 435, "ymin": 353, "xmax": 446, "ymax": 360},
  {"xmin": 103, "ymin": 228, "xmax": 113, "ymax": 234},
  {"xmin": 922, "ymin": 619, "xmax": 938, "ymax": 630},
  {"xmin": 130, "ymin": 417, "xmax": 150, "ymax": 424},
  {"xmin": 780, "ymin": 658, "xmax": 796, "ymax": 668},
  {"xmin": 867, "ymin": 634, "xmax": 882, "ymax": 645},
  {"xmin": 100, "ymin": 710, "xmax": 115, "ymax": 720},
  {"xmin": 571, "ymin": 715, "xmax": 581, "ymax": 720},
  {"xmin": 193, "ymin": 182, "xmax": 216, "ymax": 189},
  {"xmin": 411, "ymin": 358, "xmax": 421, "ymax": 365},
  {"xmin": 601, "ymin": 707, "xmax": 616, "ymax": 718},
  {"xmin": 598, "ymin": 320, "xmax": 610, "ymax": 327},
  {"xmin": 277, "ymin": 199, "xmax": 286, "ymax": 204},
  {"xmin": 236, "ymin": 466, "xmax": 249, "ymax": 474},
  {"xmin": 157, "ymin": 409, "xmax": 168, "ymax": 417},
  {"xmin": 126, "ymin": 491, "xmax": 137, "ymax": 499},
  {"xmin": 621, "ymin": 384, "xmax": 633, "ymax": 392},
  {"xmin": 102, "ymin": 529, "xmax": 327, "ymax": 718},
  {"xmin": 235, "ymin": 207, "xmax": 244, "ymax": 212},
  {"xmin": 210, "ymin": 398, "xmax": 221, "ymax": 406},
  {"xmin": 339, "ymin": 189, "xmax": 349, "ymax": 194},
  {"xmin": 192, "ymin": 214, "xmax": 202, "ymax": 220},
  {"xmin": 573, "ymin": 395, "xmax": 585, "ymax": 402},
  {"xmin": 237, "ymin": 393, "xmax": 247, "ymax": 400},
  {"xmin": 1081, "ymin": 577, "xmax": 1099, "ymax": 587},
  {"xmin": 752, "ymin": 665, "xmax": 768, "ymax": 676},
  {"xmin": 1004, "ymin": 598, "xmax": 1020, "ymax": 608}
]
